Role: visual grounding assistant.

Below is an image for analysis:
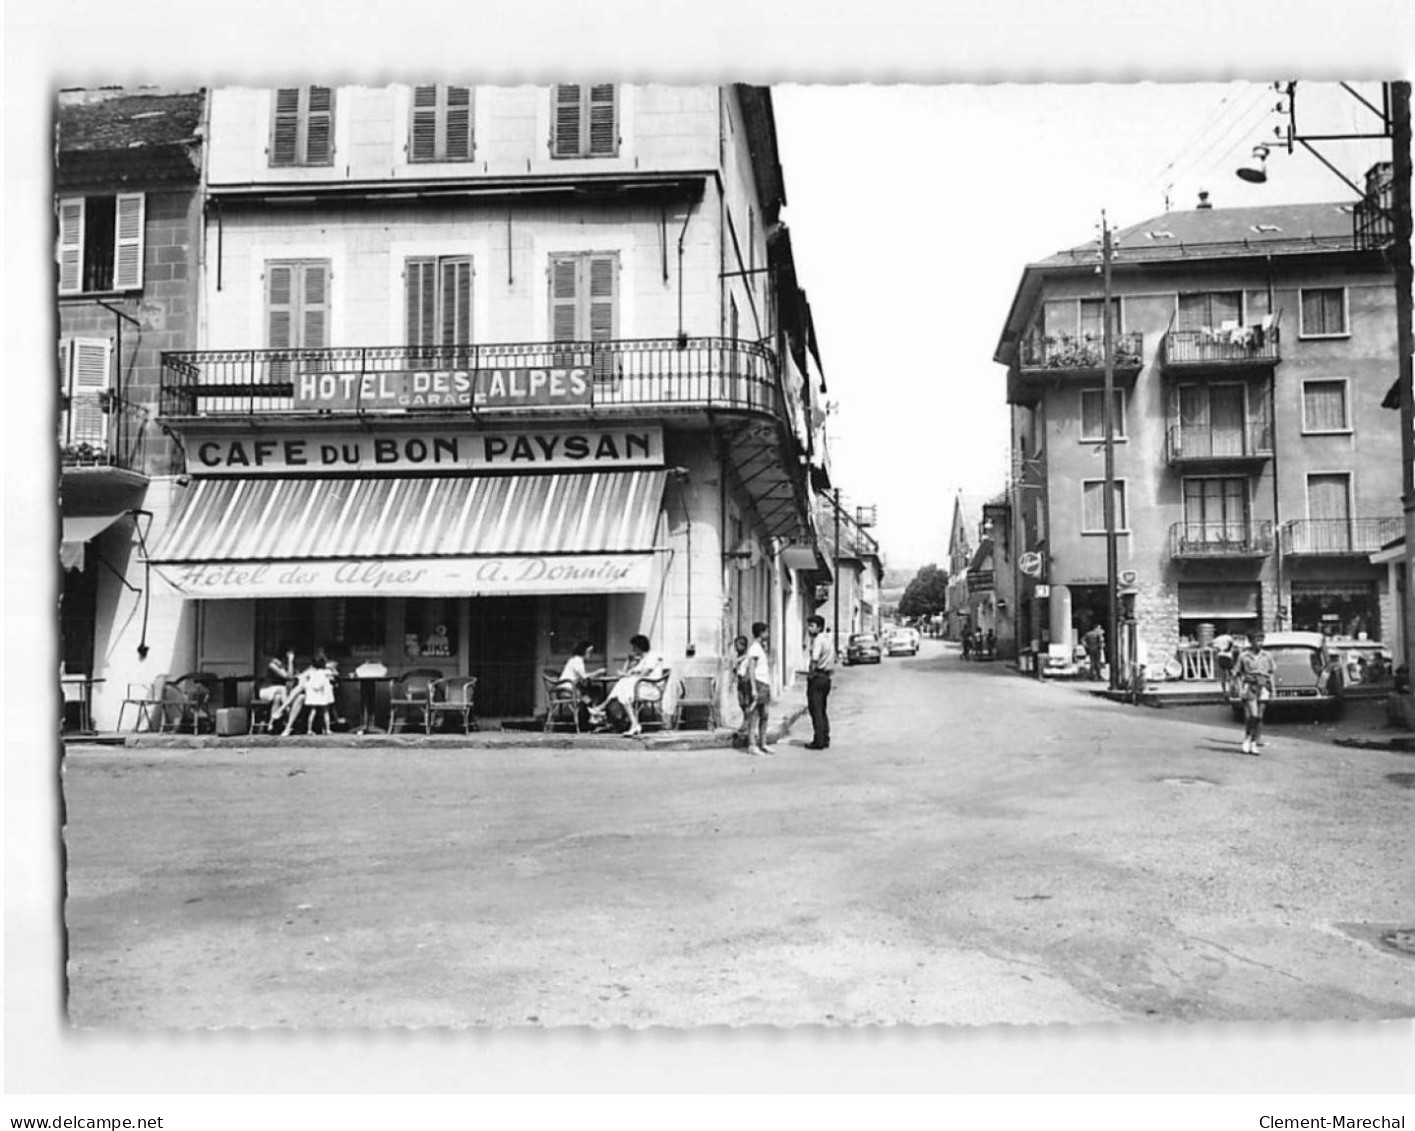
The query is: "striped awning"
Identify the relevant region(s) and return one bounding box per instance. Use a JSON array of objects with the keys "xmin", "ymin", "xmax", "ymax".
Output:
[{"xmin": 147, "ymin": 471, "xmax": 666, "ymax": 598}]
